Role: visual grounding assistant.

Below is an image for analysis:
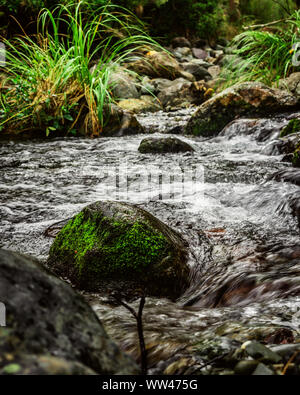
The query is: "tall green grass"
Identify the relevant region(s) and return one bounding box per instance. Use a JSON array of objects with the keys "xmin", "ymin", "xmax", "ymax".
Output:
[
  {"xmin": 220, "ymin": 10, "xmax": 300, "ymax": 87},
  {"xmin": 0, "ymin": 1, "xmax": 160, "ymax": 137}
]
